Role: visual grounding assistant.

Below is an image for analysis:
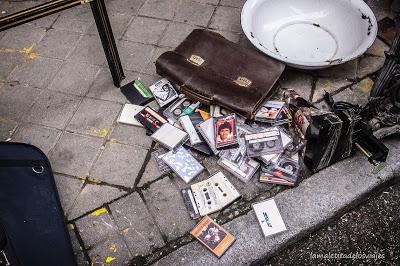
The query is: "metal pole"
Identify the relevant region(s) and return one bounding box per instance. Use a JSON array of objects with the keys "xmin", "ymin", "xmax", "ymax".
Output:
[{"xmin": 90, "ymin": 0, "xmax": 125, "ymax": 87}]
